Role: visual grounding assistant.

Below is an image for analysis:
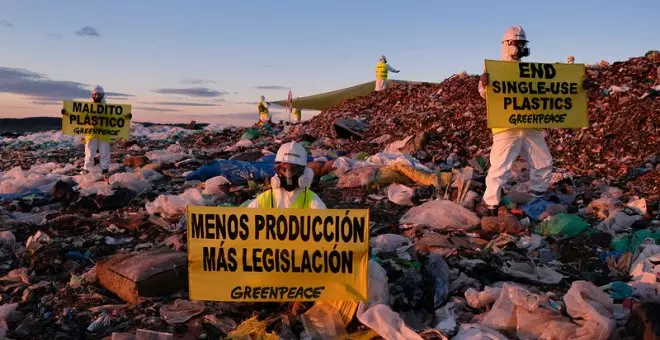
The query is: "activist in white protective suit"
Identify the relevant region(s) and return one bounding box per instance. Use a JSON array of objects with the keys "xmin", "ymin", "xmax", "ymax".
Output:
[
  {"xmin": 478, "ymin": 26, "xmax": 553, "ymax": 216},
  {"xmin": 375, "ymin": 55, "xmax": 399, "ymax": 91},
  {"xmin": 247, "ymin": 141, "xmax": 326, "ymax": 209}
]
